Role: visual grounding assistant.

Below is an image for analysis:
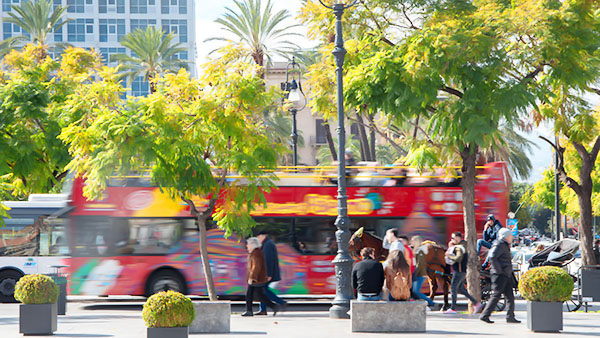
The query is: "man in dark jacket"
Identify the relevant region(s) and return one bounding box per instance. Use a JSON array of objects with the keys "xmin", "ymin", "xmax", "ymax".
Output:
[
  {"xmin": 256, "ymin": 231, "xmax": 286, "ymax": 315},
  {"xmin": 594, "ymin": 239, "xmax": 600, "ymax": 264},
  {"xmin": 480, "ymin": 228, "xmax": 520, "ymax": 324},
  {"xmin": 352, "ymin": 247, "xmax": 384, "ymax": 300}
]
